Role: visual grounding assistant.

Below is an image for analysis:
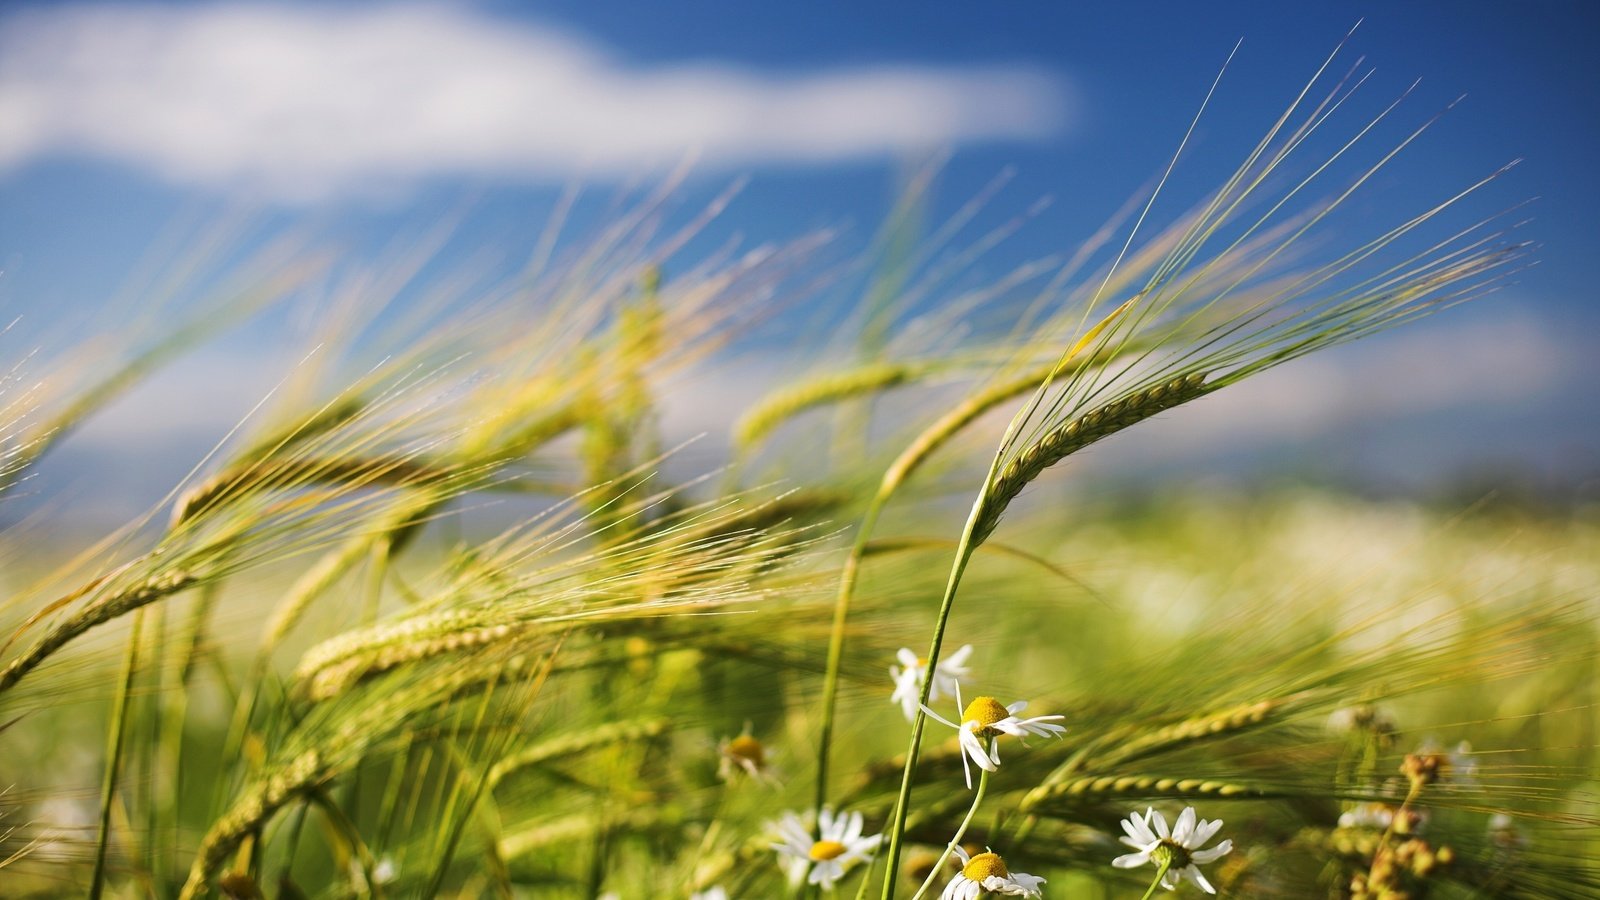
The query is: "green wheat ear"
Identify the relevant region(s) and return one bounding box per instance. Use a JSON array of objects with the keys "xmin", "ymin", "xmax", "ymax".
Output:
[
  {"xmin": 734, "ymin": 359, "xmax": 928, "ymax": 451},
  {"xmin": 972, "ymin": 372, "xmax": 1210, "ymax": 546}
]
